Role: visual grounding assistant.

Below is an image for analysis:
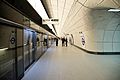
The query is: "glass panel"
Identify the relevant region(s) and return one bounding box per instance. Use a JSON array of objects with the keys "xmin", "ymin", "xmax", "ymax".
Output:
[
  {"xmin": 32, "ymin": 32, "xmax": 37, "ymax": 62},
  {"xmin": 0, "ymin": 24, "xmax": 16, "ymax": 80},
  {"xmin": 36, "ymin": 33, "xmax": 42, "ymax": 60},
  {"xmin": 29, "ymin": 31, "xmax": 33, "ymax": 63},
  {"xmin": 24, "ymin": 30, "xmax": 30, "ymax": 70},
  {"xmin": 17, "ymin": 29, "xmax": 24, "ymax": 79}
]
